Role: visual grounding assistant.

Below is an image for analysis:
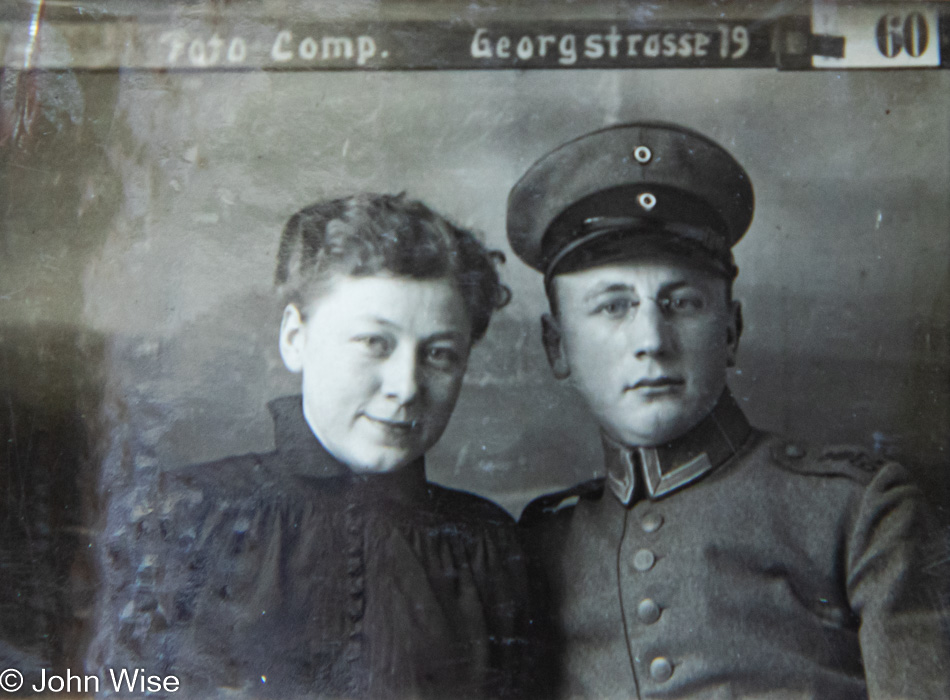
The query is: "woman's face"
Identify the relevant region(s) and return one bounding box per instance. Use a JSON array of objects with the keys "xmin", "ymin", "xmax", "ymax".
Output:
[{"xmin": 279, "ymin": 274, "xmax": 473, "ymax": 473}]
